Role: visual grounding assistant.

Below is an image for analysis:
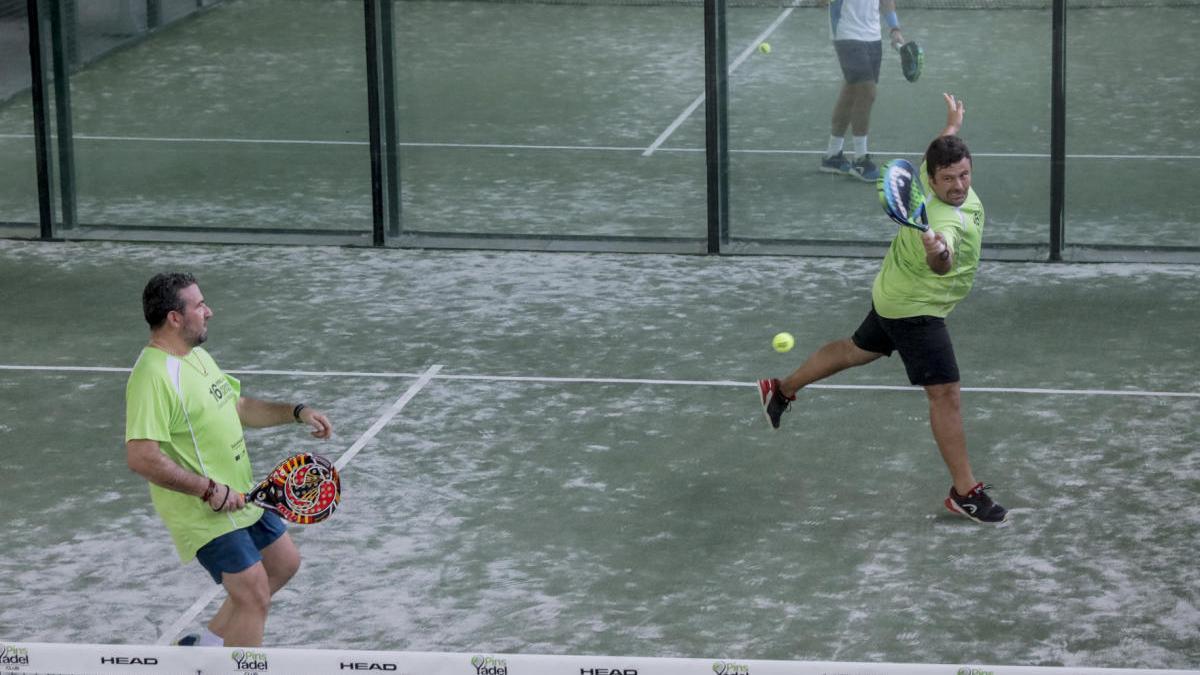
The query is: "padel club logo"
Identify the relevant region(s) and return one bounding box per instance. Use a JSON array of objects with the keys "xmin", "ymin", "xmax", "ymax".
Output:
[
  {"xmin": 0, "ymin": 645, "xmax": 31, "ymax": 666},
  {"xmin": 705, "ymin": 658, "xmax": 744, "ymax": 672},
  {"xmin": 712, "ymin": 661, "xmax": 749, "ymax": 675},
  {"xmin": 232, "ymin": 648, "xmax": 270, "ymax": 672},
  {"xmin": 471, "ymin": 655, "xmax": 508, "ymax": 675}
]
